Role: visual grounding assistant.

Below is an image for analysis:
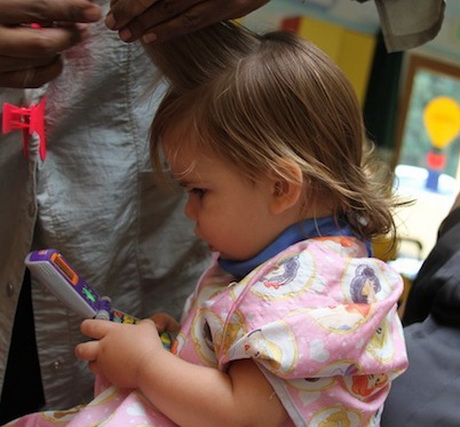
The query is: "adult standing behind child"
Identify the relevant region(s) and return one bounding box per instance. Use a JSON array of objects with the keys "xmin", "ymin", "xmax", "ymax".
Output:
[
  {"xmin": 7, "ymin": 21, "xmax": 407, "ymax": 426},
  {"xmin": 0, "ymin": 0, "xmax": 267, "ymax": 423}
]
